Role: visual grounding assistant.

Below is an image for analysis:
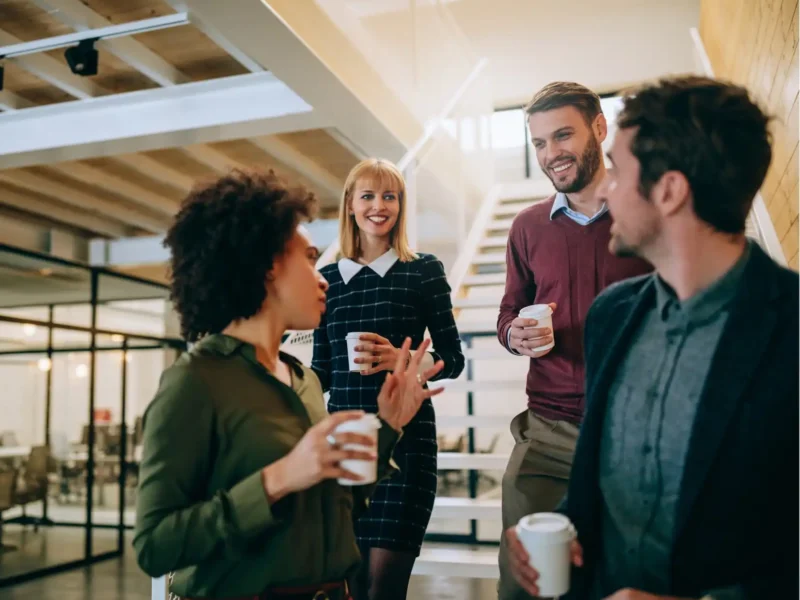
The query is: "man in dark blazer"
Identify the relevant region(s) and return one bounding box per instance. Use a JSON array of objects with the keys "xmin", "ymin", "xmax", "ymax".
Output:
[{"xmin": 505, "ymin": 75, "xmax": 799, "ymax": 600}]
